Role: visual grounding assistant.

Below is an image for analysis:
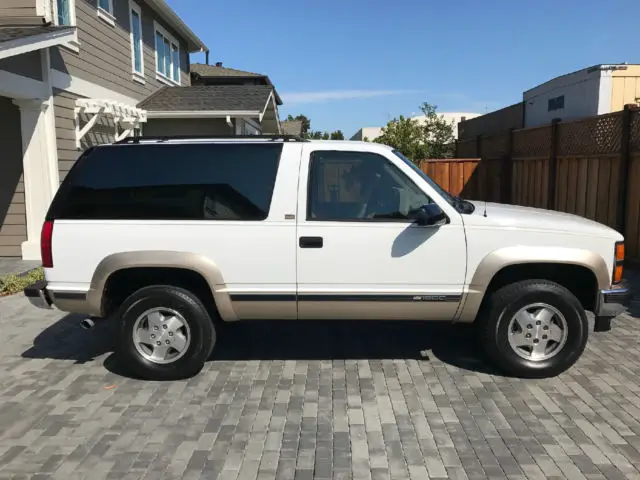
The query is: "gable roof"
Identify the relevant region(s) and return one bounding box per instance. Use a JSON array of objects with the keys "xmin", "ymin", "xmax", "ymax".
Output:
[
  {"xmin": 280, "ymin": 120, "xmax": 304, "ymax": 136},
  {"xmin": 190, "ymin": 63, "xmax": 283, "ymax": 106},
  {"xmin": 190, "ymin": 64, "xmax": 264, "ymax": 78},
  {"xmin": 138, "ymin": 85, "xmax": 275, "ymax": 113}
]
